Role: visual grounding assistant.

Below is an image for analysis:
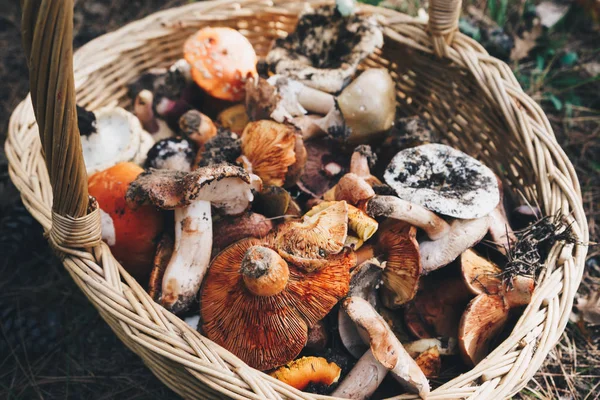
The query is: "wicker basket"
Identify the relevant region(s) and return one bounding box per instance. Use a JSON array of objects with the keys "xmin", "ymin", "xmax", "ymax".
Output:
[{"xmin": 6, "ymin": 0, "xmax": 589, "ymax": 398}]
